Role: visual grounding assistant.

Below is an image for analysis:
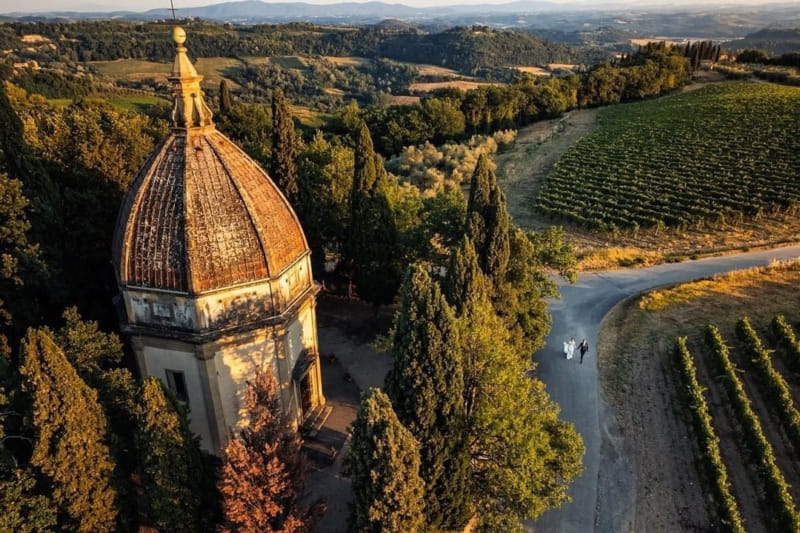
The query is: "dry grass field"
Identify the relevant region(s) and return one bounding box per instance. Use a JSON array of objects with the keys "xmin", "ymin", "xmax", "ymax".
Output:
[
  {"xmin": 409, "ymin": 80, "xmax": 501, "ymax": 92},
  {"xmin": 404, "ymin": 63, "xmax": 462, "ymax": 77},
  {"xmin": 511, "ymin": 66, "xmax": 550, "ymax": 76},
  {"xmin": 268, "ymin": 55, "xmax": 308, "ymax": 69},
  {"xmin": 322, "ymin": 56, "xmax": 369, "ymax": 67},
  {"xmin": 389, "ymin": 95, "xmax": 421, "ymax": 105},
  {"xmin": 547, "ymin": 63, "xmax": 579, "ymax": 71},
  {"xmin": 290, "ymin": 105, "xmax": 331, "ymax": 128}
]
